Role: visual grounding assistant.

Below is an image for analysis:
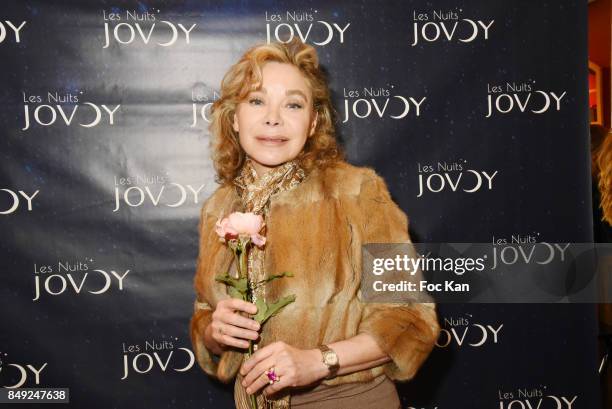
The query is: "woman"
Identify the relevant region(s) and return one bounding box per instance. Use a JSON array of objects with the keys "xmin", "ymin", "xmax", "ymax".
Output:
[{"xmin": 190, "ymin": 38, "xmax": 440, "ymax": 408}]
